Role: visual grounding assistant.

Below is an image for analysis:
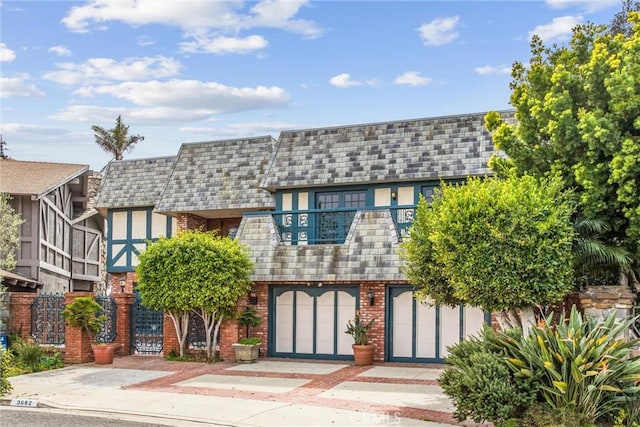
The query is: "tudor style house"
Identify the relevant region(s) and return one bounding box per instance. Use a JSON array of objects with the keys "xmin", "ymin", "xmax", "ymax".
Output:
[
  {"xmin": 0, "ymin": 159, "xmax": 104, "ymax": 293},
  {"xmin": 96, "ymin": 110, "xmax": 512, "ymax": 363}
]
